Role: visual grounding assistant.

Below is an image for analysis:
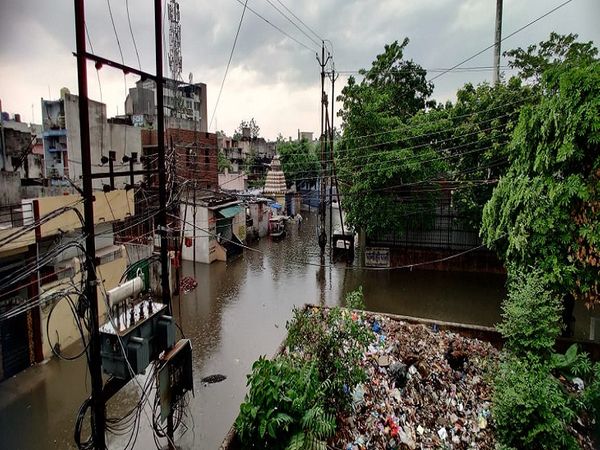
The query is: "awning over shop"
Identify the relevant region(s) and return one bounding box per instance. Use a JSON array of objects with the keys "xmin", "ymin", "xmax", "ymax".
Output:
[{"xmin": 216, "ymin": 205, "xmax": 242, "ymax": 219}]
